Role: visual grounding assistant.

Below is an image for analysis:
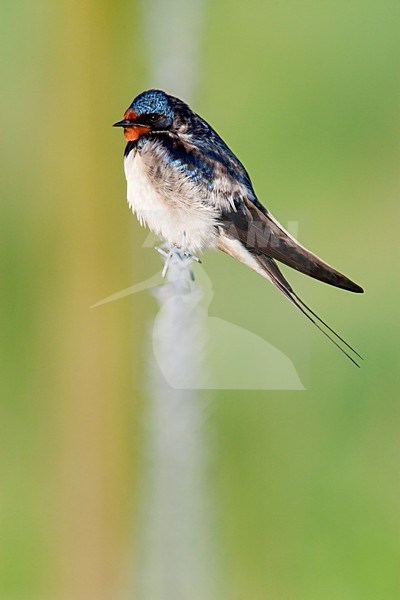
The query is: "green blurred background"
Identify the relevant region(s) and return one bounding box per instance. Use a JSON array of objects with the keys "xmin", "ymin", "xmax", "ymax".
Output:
[{"xmin": 1, "ymin": 1, "xmax": 399, "ymax": 598}]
